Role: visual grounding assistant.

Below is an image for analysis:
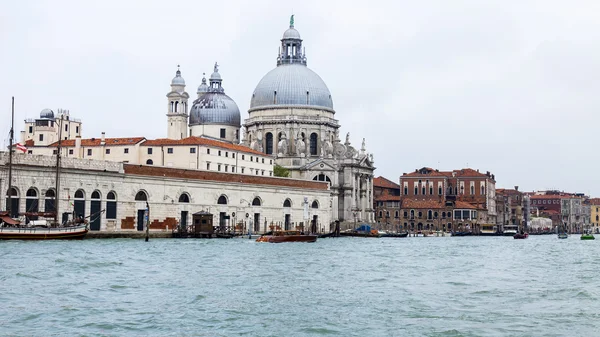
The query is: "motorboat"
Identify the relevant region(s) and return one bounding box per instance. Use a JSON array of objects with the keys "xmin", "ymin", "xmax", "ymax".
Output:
[{"xmin": 256, "ymin": 230, "xmax": 317, "ymax": 243}]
